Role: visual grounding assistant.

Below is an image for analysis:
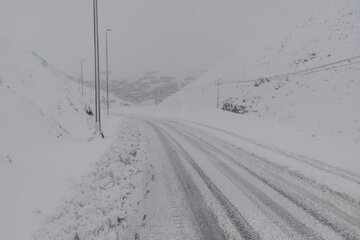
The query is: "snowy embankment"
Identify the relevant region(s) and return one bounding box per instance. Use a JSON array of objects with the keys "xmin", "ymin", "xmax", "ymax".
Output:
[
  {"xmin": 0, "ymin": 39, "xmax": 94, "ymax": 155},
  {"xmin": 34, "ymin": 120, "xmax": 152, "ymax": 240},
  {"xmin": 0, "ymin": 40, "xmax": 122, "ymax": 240},
  {"xmin": 152, "ymin": 0, "xmax": 360, "ymax": 174}
]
